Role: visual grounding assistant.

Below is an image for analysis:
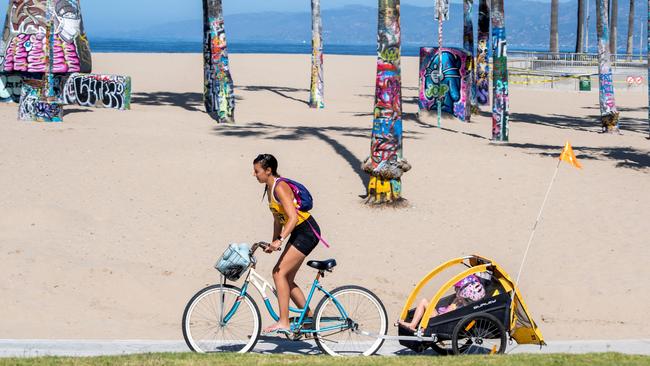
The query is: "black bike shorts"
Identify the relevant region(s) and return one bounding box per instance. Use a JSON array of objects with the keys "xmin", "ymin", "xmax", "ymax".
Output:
[{"xmin": 289, "ymin": 216, "xmax": 321, "ymax": 256}]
